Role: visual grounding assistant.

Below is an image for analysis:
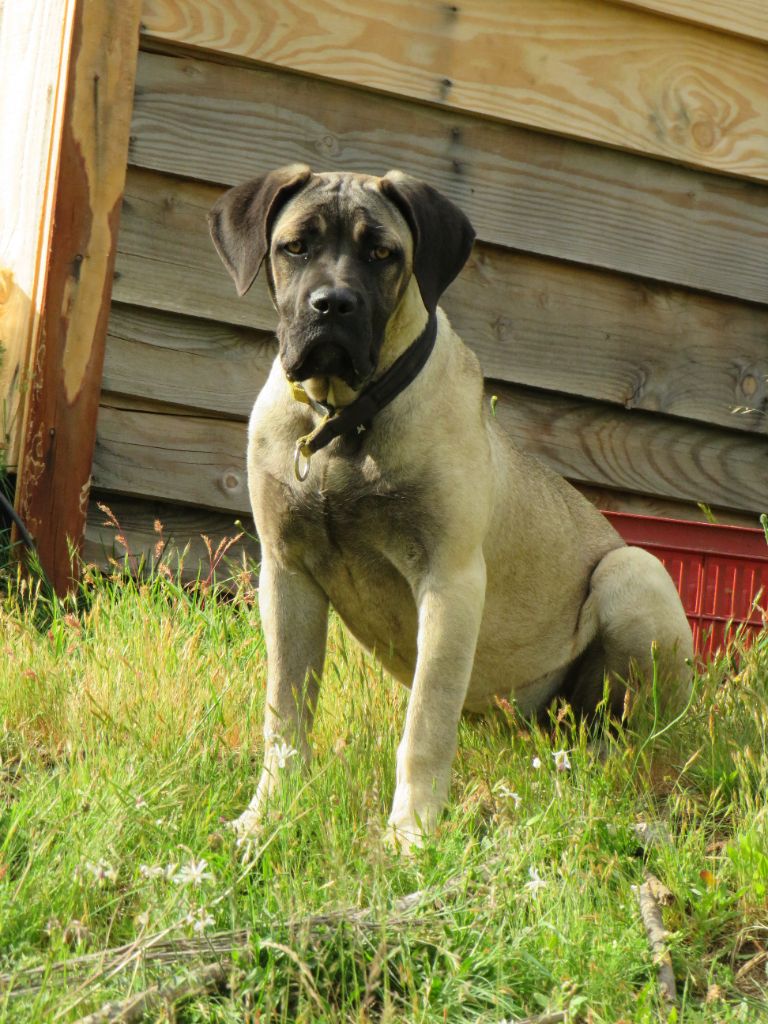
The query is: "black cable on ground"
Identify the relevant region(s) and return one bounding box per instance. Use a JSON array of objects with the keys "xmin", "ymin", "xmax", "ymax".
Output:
[{"xmin": 0, "ymin": 487, "xmax": 35, "ymax": 551}]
